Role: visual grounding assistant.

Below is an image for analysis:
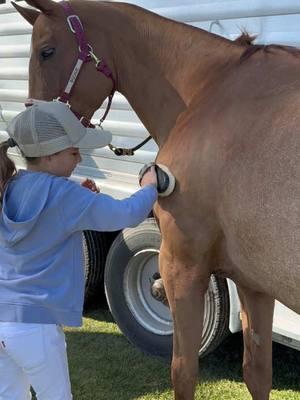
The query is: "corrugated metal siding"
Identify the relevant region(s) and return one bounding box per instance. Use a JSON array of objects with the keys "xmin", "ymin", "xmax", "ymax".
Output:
[{"xmin": 0, "ymin": 0, "xmax": 300, "ymax": 197}]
